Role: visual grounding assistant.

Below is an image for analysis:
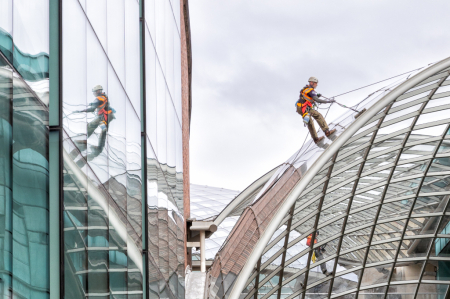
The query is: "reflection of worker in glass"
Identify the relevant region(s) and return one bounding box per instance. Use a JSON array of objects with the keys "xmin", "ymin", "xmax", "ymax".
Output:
[
  {"xmin": 72, "ymin": 85, "xmax": 115, "ymax": 166},
  {"xmin": 307, "ymin": 231, "xmax": 333, "ymax": 276}
]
